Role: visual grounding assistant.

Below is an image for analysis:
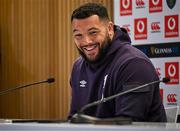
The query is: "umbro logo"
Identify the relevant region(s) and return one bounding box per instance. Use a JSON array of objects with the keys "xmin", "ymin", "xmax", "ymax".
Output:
[{"xmin": 80, "ymin": 80, "xmax": 87, "ymax": 87}]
